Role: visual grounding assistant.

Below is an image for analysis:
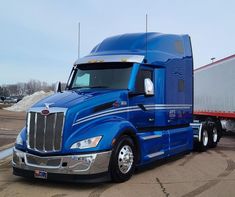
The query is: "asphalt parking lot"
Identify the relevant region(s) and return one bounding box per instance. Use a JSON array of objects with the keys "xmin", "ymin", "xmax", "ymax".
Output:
[
  {"xmin": 0, "ymin": 109, "xmax": 25, "ymax": 148},
  {"xmin": 0, "ymin": 109, "xmax": 235, "ymax": 197}
]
